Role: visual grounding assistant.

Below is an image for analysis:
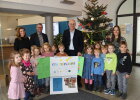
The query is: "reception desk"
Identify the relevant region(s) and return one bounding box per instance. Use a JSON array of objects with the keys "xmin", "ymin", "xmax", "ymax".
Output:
[{"xmin": 0, "ymin": 45, "xmax": 14, "ymax": 60}]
